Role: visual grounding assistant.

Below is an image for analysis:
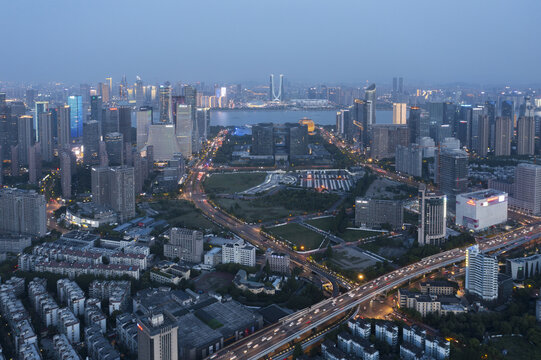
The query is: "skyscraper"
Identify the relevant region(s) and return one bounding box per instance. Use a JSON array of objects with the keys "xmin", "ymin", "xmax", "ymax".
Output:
[
  {"xmin": 437, "ymin": 149, "xmax": 468, "ymax": 202},
  {"xmin": 17, "ymin": 115, "xmax": 33, "ymax": 165},
  {"xmin": 118, "ymin": 106, "xmax": 132, "ymax": 144},
  {"xmin": 91, "ymin": 166, "xmax": 135, "ymax": 222},
  {"xmin": 83, "ymin": 120, "xmax": 100, "ymax": 165},
  {"xmin": 512, "ymin": 163, "xmax": 541, "ymax": 215},
  {"xmin": 395, "ymin": 144, "xmax": 423, "ymax": 177},
  {"xmin": 0, "ymin": 188, "xmax": 47, "ymax": 237},
  {"xmin": 136, "ymin": 107, "xmax": 153, "ymax": 151},
  {"xmin": 67, "ymin": 95, "xmax": 83, "ymax": 138},
  {"xmin": 251, "ymin": 124, "xmax": 274, "ymax": 155},
  {"xmin": 393, "ymin": 103, "xmax": 407, "ymax": 125},
  {"xmin": 485, "ymin": 101, "xmax": 496, "ymax": 149},
  {"xmin": 175, "ymin": 104, "xmax": 192, "ymax": 158},
  {"xmin": 56, "ymin": 106, "xmax": 71, "ymax": 148},
  {"xmin": 104, "ymin": 132, "xmax": 124, "ymax": 166},
  {"xmin": 60, "ymin": 149, "xmax": 72, "ymax": 199},
  {"xmin": 164, "ymin": 227, "xmax": 204, "ymax": 263},
  {"xmin": 517, "ymin": 116, "xmax": 535, "ymax": 155},
  {"xmin": 418, "ymin": 185, "xmax": 447, "ymax": 246},
  {"xmin": 474, "ymin": 115, "xmax": 489, "ymax": 157},
  {"xmin": 494, "ymin": 117, "xmax": 512, "ymax": 156},
  {"xmin": 470, "ymin": 106, "xmax": 484, "ymax": 150},
  {"xmin": 137, "ymin": 313, "xmax": 178, "ymax": 360},
  {"xmin": 365, "ymin": 83, "xmax": 376, "ymax": 127},
  {"xmin": 195, "ymin": 108, "xmax": 210, "ymax": 142},
  {"xmin": 354, "ymin": 99, "xmax": 369, "ymax": 147},
  {"xmin": 407, "ymin": 107, "xmax": 428, "ymax": 144},
  {"xmin": 103, "ymin": 107, "xmax": 119, "ymax": 136},
  {"xmin": 34, "ymin": 101, "xmax": 49, "ymax": 142},
  {"xmin": 90, "ymin": 95, "xmax": 103, "ymax": 123},
  {"xmin": 28, "ymin": 143, "xmax": 41, "ymax": 184},
  {"xmin": 38, "ymin": 112, "xmax": 54, "ymax": 162},
  {"xmin": 465, "ymin": 245, "xmax": 498, "ymax": 301},
  {"xmin": 289, "ymin": 125, "xmax": 309, "ymax": 157},
  {"xmin": 159, "ymin": 83, "xmax": 173, "ymax": 123}
]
